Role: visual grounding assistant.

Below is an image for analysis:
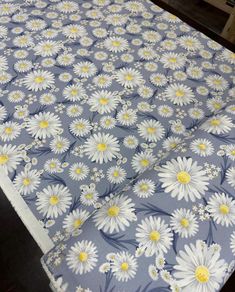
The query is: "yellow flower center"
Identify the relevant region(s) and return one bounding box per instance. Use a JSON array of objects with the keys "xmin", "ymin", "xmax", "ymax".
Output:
[
  {"xmin": 175, "ymin": 90, "xmax": 185, "ymax": 97},
  {"xmin": 120, "ymin": 262, "xmax": 129, "ymax": 271},
  {"xmin": 149, "ymin": 230, "xmax": 161, "ymax": 241},
  {"xmin": 113, "ymin": 170, "xmax": 119, "ymax": 177},
  {"xmin": 177, "ymin": 171, "xmax": 191, "ymax": 184},
  {"xmin": 180, "ymin": 218, "xmax": 189, "ymax": 228},
  {"xmin": 213, "ymin": 102, "xmax": 221, "ymax": 110},
  {"xmin": 78, "ymin": 252, "xmax": 88, "ymax": 262},
  {"xmin": 76, "ymin": 123, "xmax": 85, "ymax": 130},
  {"xmin": 112, "ymin": 41, "xmax": 121, "ymax": 47},
  {"xmin": 198, "ymin": 143, "xmax": 206, "ymax": 150},
  {"xmin": 123, "ymin": 113, "xmax": 130, "ymax": 120},
  {"xmin": 70, "ymin": 27, "xmax": 79, "ymax": 34},
  {"xmin": 97, "ymin": 143, "xmax": 107, "ymax": 152},
  {"xmin": 76, "ymin": 168, "xmax": 81, "ymax": 174},
  {"xmin": 0, "ymin": 154, "xmax": 9, "ymax": 164},
  {"xmin": 50, "ymin": 162, "xmax": 56, "ymax": 168},
  {"xmin": 85, "ymin": 193, "xmax": 93, "ymax": 200},
  {"xmin": 230, "ymin": 150, "xmax": 235, "ymax": 156},
  {"xmin": 213, "ymin": 79, "xmax": 221, "ymax": 85},
  {"xmin": 73, "ymin": 219, "xmax": 83, "ymax": 229},
  {"xmin": 23, "ymin": 178, "xmax": 31, "ymax": 186},
  {"xmin": 105, "ymin": 119, "xmax": 111, "ymax": 126},
  {"xmin": 107, "ymin": 205, "xmax": 120, "ymax": 217},
  {"xmin": 49, "ymin": 195, "xmax": 59, "ymax": 206},
  {"xmin": 34, "ymin": 76, "xmax": 45, "ymax": 83},
  {"xmin": 5, "ymin": 127, "xmax": 13, "ymax": 134},
  {"xmin": 43, "ymin": 44, "xmax": 52, "ymax": 51},
  {"xmin": 170, "ymin": 142, "xmax": 177, "ymax": 149},
  {"xmin": 195, "ymin": 266, "xmax": 210, "ymax": 283},
  {"xmin": 39, "ymin": 120, "xmax": 49, "ymax": 129},
  {"xmin": 219, "ymin": 204, "xmax": 229, "ymax": 215},
  {"xmin": 140, "ymin": 159, "xmax": 149, "ymax": 167},
  {"xmin": 210, "ymin": 119, "xmax": 220, "ymax": 126},
  {"xmin": 99, "ymin": 97, "xmax": 109, "ymax": 105},
  {"xmin": 140, "ymin": 183, "xmax": 149, "ymax": 192},
  {"xmin": 56, "ymin": 142, "xmax": 63, "ymax": 149},
  {"xmin": 70, "ymin": 89, "xmax": 78, "ymax": 96},
  {"xmin": 125, "ymin": 74, "xmax": 133, "ymax": 81},
  {"xmin": 81, "ymin": 66, "xmax": 89, "ymax": 73},
  {"xmin": 147, "ymin": 127, "xmax": 156, "ymax": 134},
  {"xmin": 169, "ymin": 57, "xmax": 177, "ymax": 63}
]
